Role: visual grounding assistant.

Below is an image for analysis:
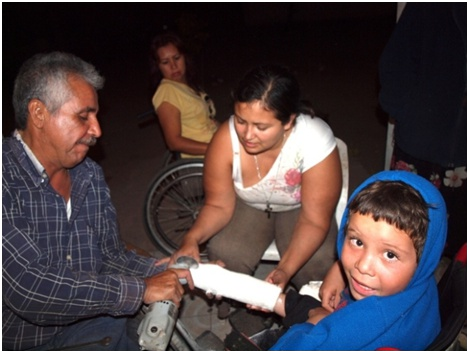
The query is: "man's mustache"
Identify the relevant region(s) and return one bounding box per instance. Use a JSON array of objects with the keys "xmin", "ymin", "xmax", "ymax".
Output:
[{"xmin": 78, "ymin": 136, "xmax": 97, "ymax": 146}]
